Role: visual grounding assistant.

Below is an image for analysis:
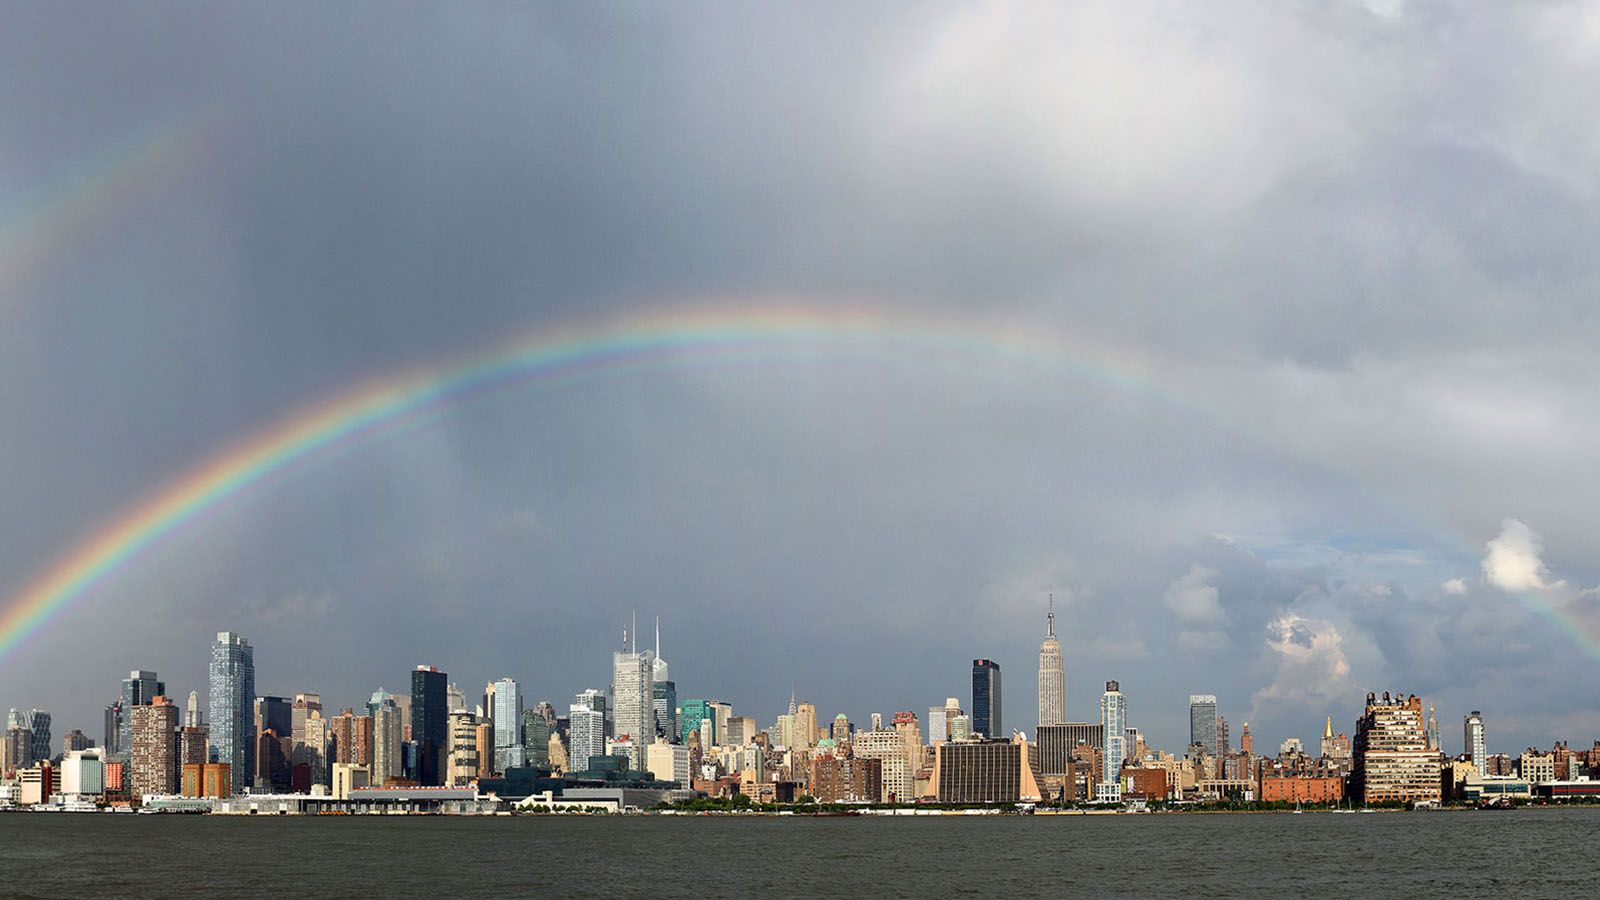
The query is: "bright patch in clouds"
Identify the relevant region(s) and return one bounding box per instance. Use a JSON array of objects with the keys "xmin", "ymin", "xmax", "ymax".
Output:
[{"xmin": 1482, "ymin": 518, "xmax": 1561, "ymax": 593}]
